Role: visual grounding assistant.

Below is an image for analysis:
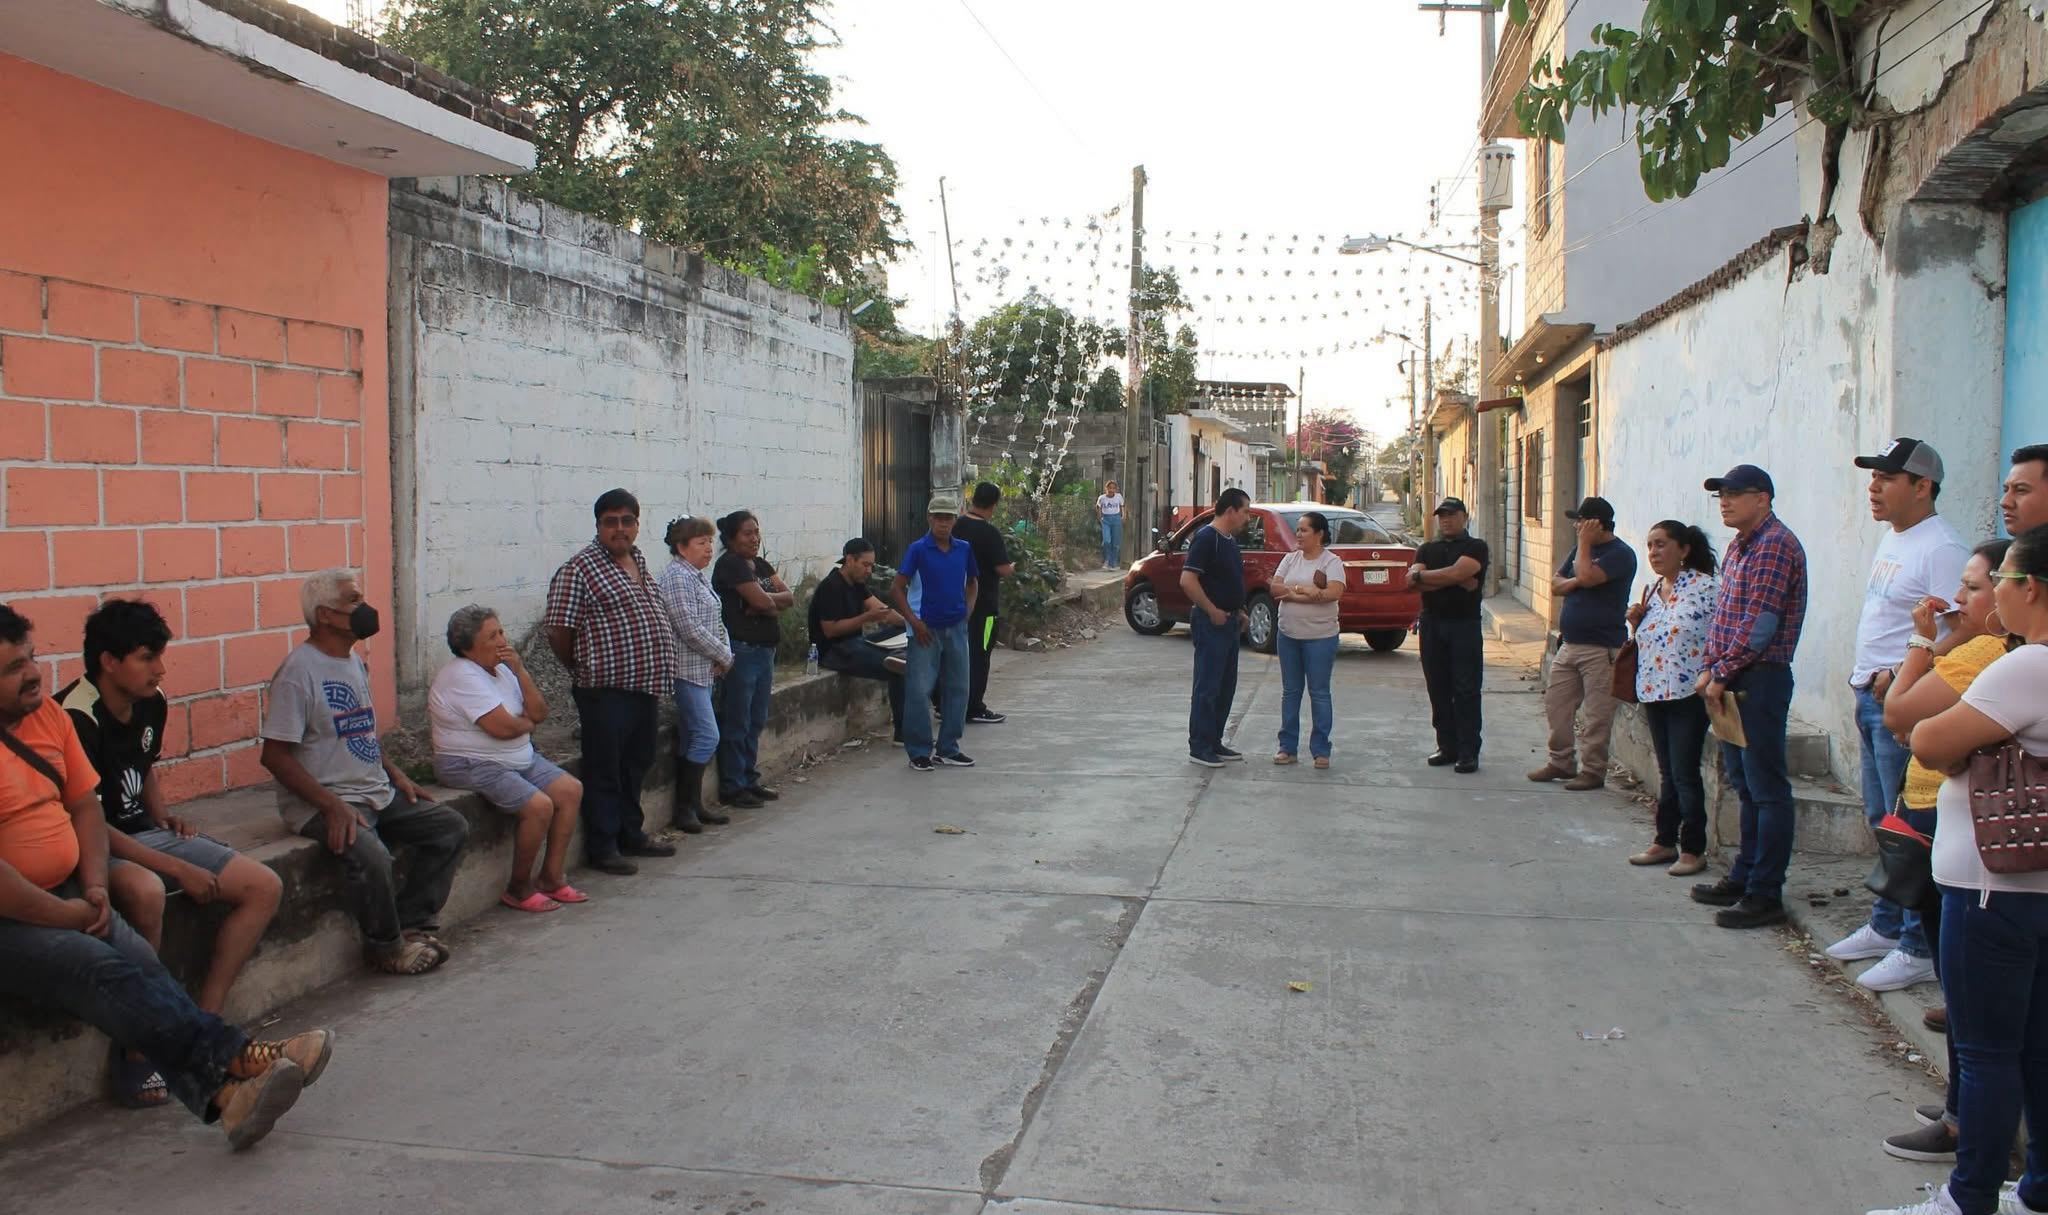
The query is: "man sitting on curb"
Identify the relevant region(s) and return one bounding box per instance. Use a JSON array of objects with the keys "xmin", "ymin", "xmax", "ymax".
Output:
[
  {"xmin": 810, "ymin": 538, "xmax": 909, "ymax": 742},
  {"xmin": 260, "ymin": 569, "xmax": 469, "ymax": 976},
  {"xmin": 0, "ymin": 603, "xmax": 332, "ymax": 1150}
]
